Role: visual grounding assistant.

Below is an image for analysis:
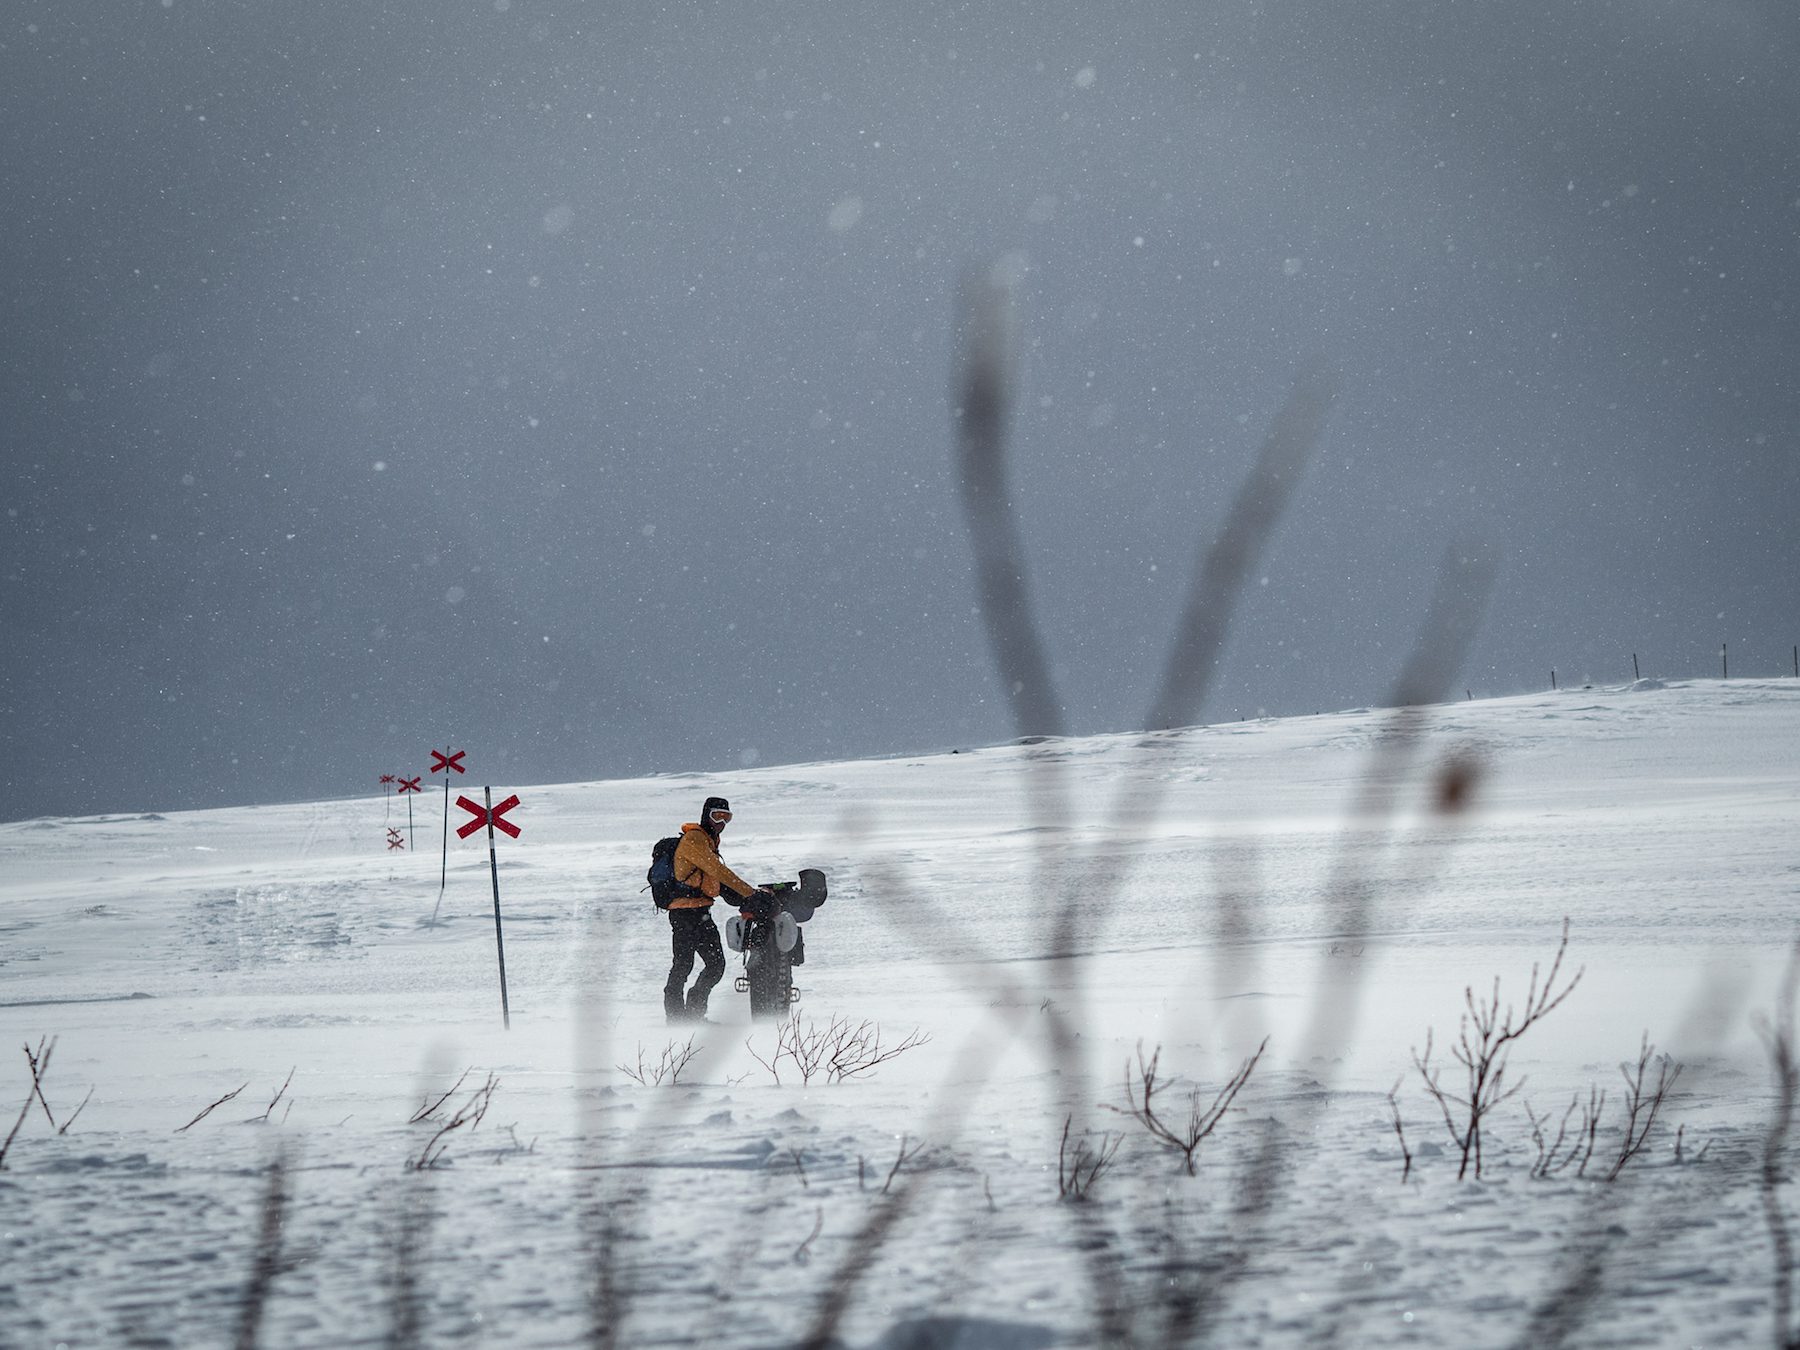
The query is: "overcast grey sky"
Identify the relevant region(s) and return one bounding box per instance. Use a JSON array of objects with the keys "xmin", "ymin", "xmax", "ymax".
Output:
[{"xmin": 4, "ymin": 0, "xmax": 1796, "ymax": 819}]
